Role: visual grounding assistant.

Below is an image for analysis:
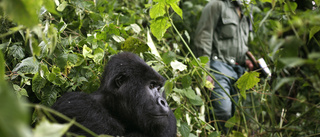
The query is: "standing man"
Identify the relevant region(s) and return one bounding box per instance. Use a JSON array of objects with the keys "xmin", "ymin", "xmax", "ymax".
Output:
[{"xmin": 193, "ymin": 0, "xmax": 253, "ymax": 134}]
